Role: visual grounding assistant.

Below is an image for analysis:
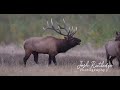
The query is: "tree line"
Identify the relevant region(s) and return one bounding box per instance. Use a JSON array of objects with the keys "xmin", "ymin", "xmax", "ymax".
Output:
[{"xmin": 0, "ymin": 14, "xmax": 120, "ymax": 47}]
